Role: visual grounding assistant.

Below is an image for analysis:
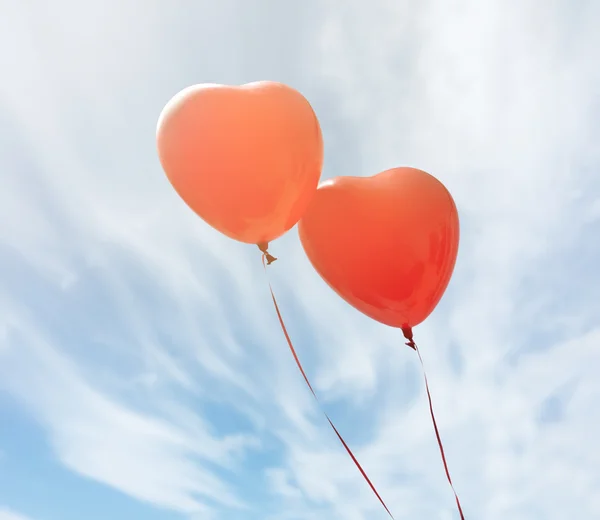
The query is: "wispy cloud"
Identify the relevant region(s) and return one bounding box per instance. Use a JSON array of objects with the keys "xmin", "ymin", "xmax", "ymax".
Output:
[
  {"xmin": 0, "ymin": 509, "xmax": 34, "ymax": 520},
  {"xmin": 1, "ymin": 0, "xmax": 599, "ymax": 519},
  {"xmin": 0, "ymin": 306, "xmax": 254, "ymax": 514}
]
